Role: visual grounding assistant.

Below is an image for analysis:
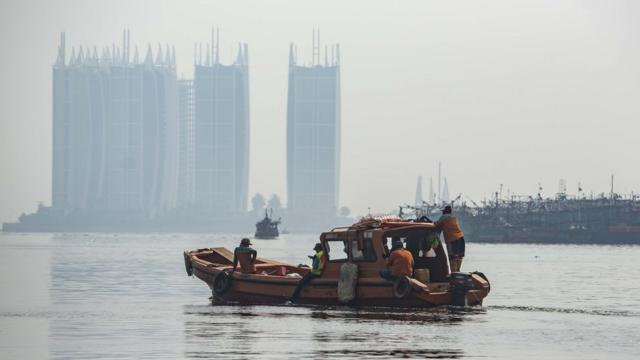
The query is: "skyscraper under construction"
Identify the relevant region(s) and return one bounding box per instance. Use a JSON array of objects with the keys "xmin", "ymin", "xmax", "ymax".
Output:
[
  {"xmin": 177, "ymin": 79, "xmax": 195, "ymax": 208},
  {"xmin": 192, "ymin": 31, "xmax": 250, "ymax": 214},
  {"xmin": 52, "ymin": 31, "xmax": 179, "ymax": 217},
  {"xmin": 286, "ymin": 31, "xmax": 341, "ymax": 214}
]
